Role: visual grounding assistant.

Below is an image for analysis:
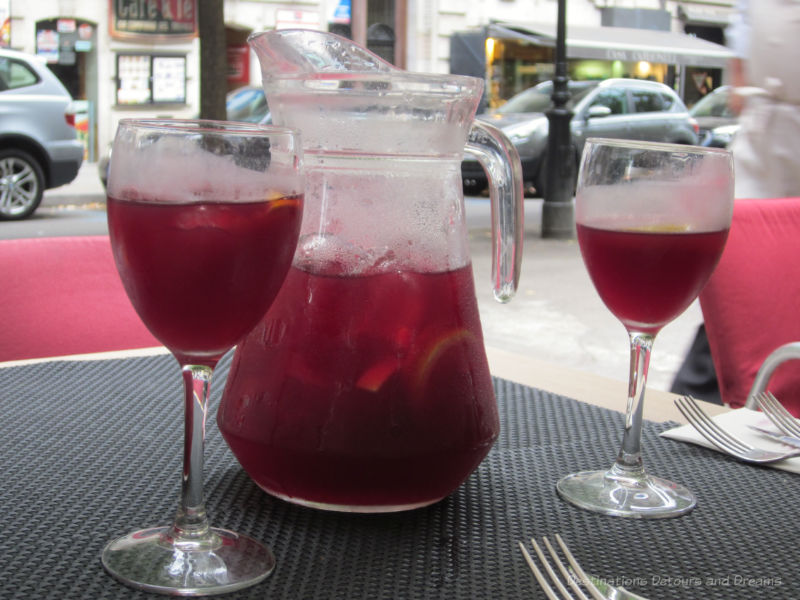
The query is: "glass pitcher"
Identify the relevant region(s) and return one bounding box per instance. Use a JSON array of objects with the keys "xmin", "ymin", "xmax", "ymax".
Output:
[{"xmin": 218, "ymin": 29, "xmax": 523, "ymax": 513}]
